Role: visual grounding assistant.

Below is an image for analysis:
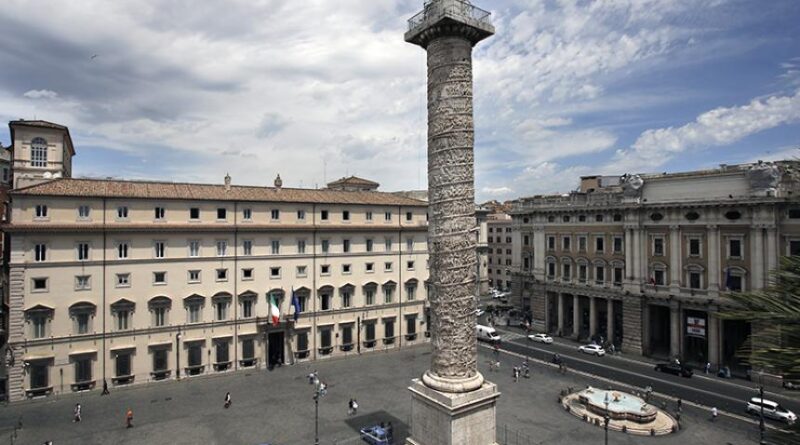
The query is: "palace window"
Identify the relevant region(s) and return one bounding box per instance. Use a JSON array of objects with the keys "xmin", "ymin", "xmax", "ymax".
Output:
[
  {"xmin": 118, "ymin": 242, "xmax": 129, "ymax": 259},
  {"xmin": 34, "ymin": 243, "xmax": 47, "ymax": 262},
  {"xmin": 35, "ymin": 204, "xmax": 48, "ymax": 218},
  {"xmin": 243, "ymin": 240, "xmax": 253, "ymax": 256},
  {"xmin": 31, "ymin": 137, "xmax": 48, "ymax": 167}
]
